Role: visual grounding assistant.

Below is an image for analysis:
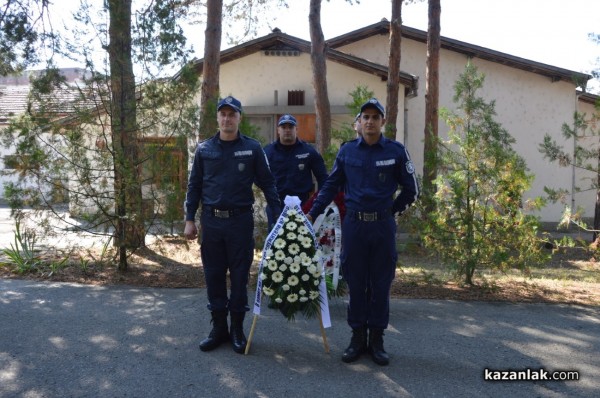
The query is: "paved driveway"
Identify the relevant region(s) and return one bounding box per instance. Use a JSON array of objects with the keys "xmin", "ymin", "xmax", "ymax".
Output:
[{"xmin": 1, "ymin": 279, "xmax": 598, "ymax": 398}]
